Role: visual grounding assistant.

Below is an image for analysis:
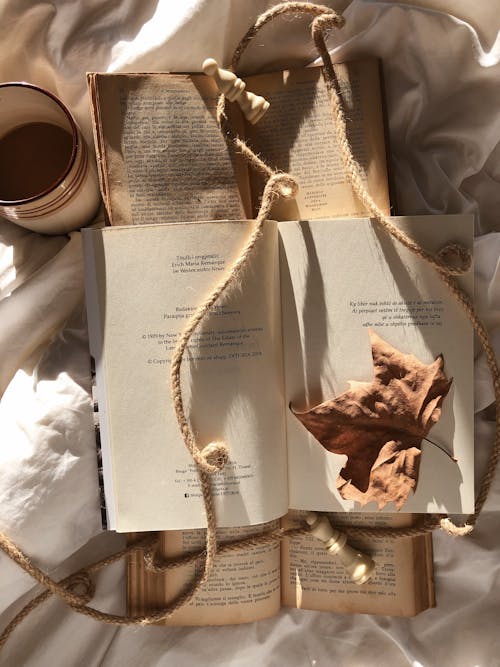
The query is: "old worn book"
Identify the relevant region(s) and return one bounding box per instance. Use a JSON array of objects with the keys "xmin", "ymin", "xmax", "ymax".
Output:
[
  {"xmin": 87, "ymin": 60, "xmax": 390, "ymax": 226},
  {"xmin": 83, "ymin": 214, "xmax": 473, "ymax": 619},
  {"xmin": 128, "ymin": 513, "xmax": 435, "ymax": 622}
]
